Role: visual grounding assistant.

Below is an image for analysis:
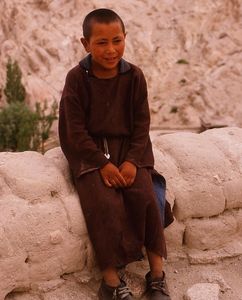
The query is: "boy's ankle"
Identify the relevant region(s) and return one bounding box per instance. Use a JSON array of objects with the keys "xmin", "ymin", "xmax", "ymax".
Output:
[
  {"xmin": 150, "ymin": 270, "xmax": 164, "ymax": 280},
  {"xmin": 103, "ymin": 278, "xmax": 121, "ymax": 288},
  {"xmin": 149, "ymin": 268, "xmax": 164, "ymax": 280},
  {"xmin": 102, "ymin": 267, "xmax": 121, "ymax": 287}
]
